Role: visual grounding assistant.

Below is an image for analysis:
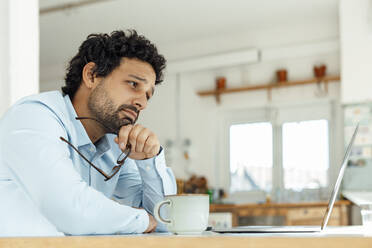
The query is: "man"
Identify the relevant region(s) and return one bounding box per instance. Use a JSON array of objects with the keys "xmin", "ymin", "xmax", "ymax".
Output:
[{"xmin": 0, "ymin": 30, "xmax": 177, "ymax": 236}]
